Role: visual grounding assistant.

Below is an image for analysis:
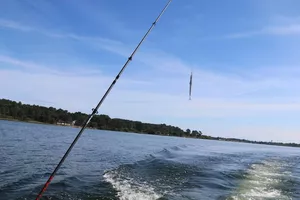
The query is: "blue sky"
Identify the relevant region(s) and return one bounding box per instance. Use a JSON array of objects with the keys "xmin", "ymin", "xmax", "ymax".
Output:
[{"xmin": 1, "ymin": 0, "xmax": 300, "ymax": 143}]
